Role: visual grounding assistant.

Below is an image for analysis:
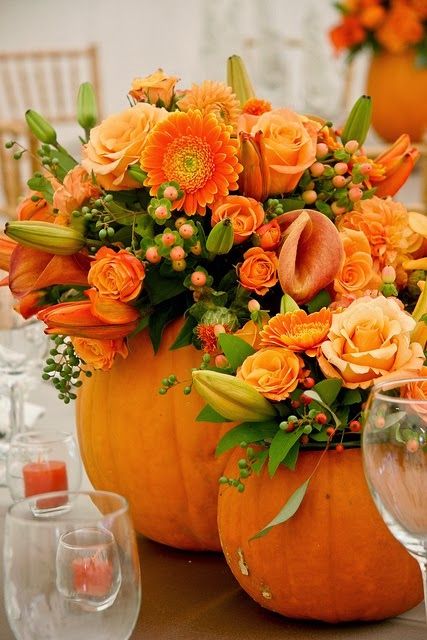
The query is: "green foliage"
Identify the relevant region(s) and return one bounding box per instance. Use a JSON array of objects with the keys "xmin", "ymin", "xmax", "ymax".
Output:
[
  {"xmin": 250, "ymin": 479, "xmax": 310, "ymax": 540},
  {"xmin": 215, "ymin": 421, "xmax": 278, "ymax": 456},
  {"xmin": 218, "ymin": 333, "xmax": 255, "ymax": 370}
]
